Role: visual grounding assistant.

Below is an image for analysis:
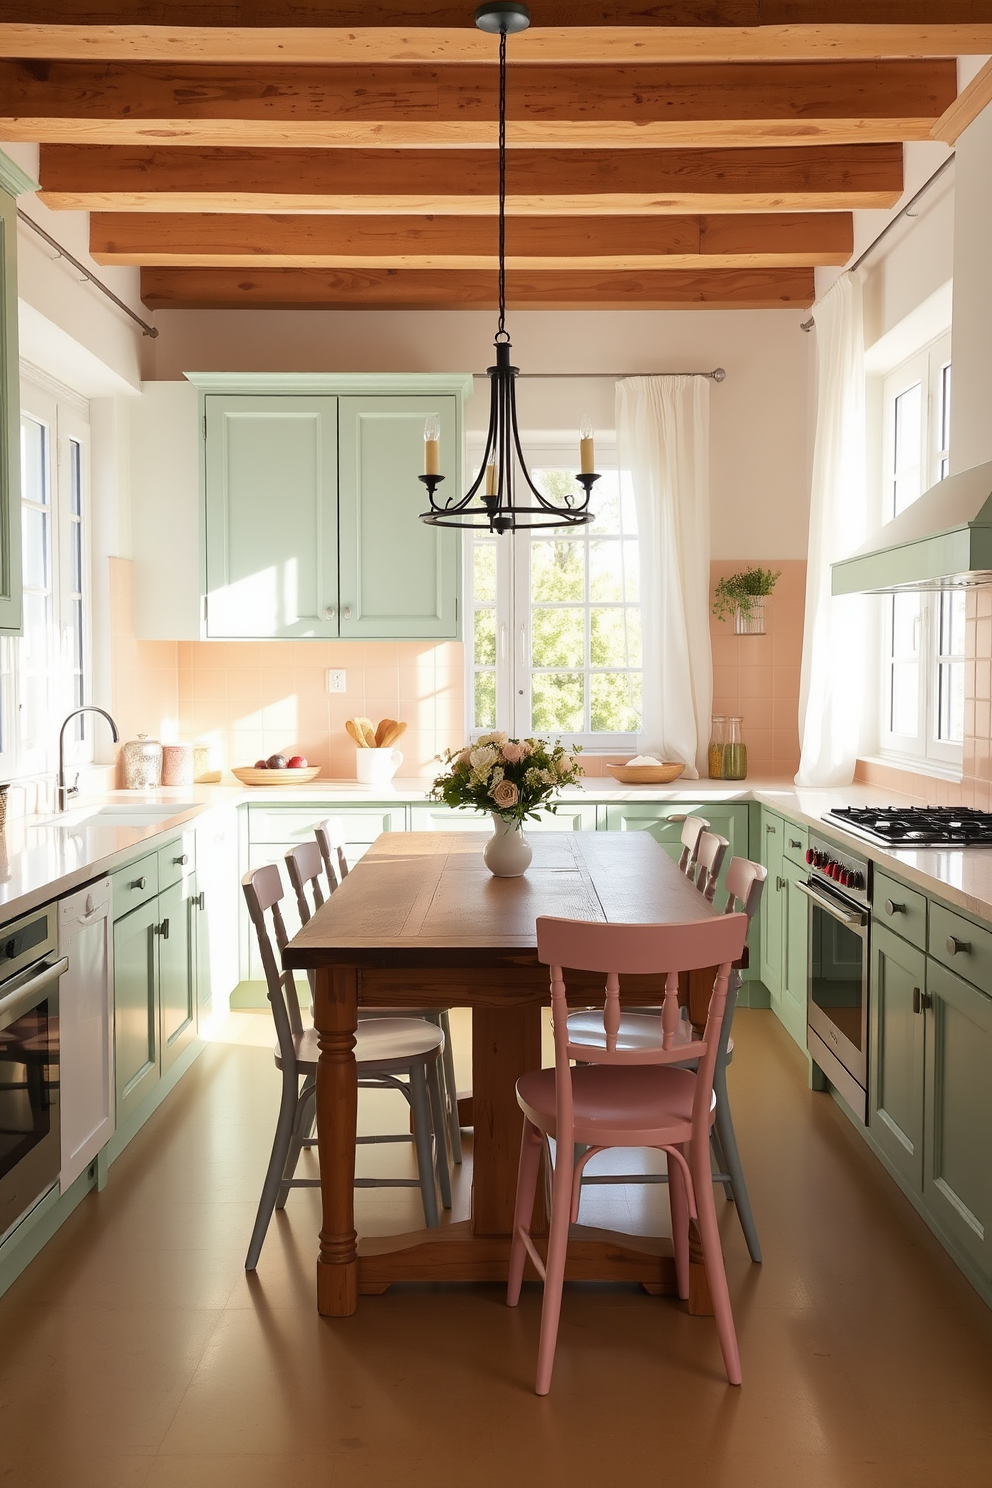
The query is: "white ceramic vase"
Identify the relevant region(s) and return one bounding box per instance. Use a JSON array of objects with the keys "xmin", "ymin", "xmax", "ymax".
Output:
[{"xmin": 483, "ymin": 813, "xmax": 533, "ymax": 878}]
